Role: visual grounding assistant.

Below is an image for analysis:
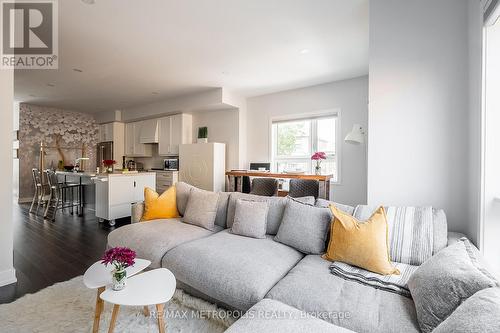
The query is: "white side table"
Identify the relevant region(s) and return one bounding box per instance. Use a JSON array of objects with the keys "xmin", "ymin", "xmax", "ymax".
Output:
[
  {"xmin": 100, "ymin": 268, "xmax": 176, "ymax": 333},
  {"xmin": 83, "ymin": 259, "xmax": 151, "ymax": 333}
]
